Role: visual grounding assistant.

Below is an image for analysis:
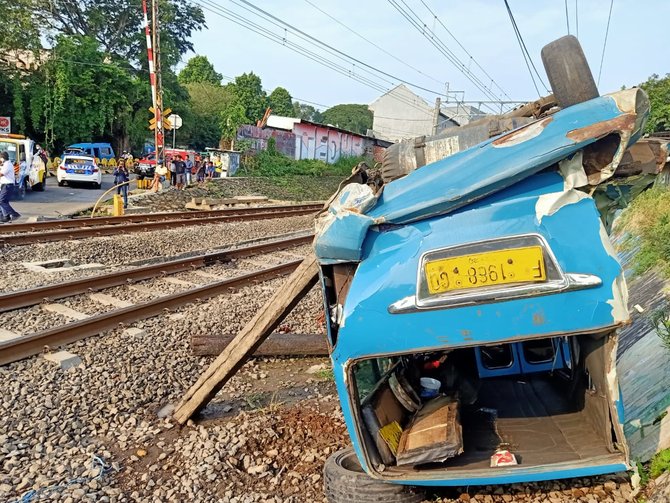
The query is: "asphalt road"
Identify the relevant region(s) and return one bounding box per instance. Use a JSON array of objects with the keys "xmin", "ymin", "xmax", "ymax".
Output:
[{"xmin": 10, "ymin": 174, "xmax": 116, "ymax": 219}]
